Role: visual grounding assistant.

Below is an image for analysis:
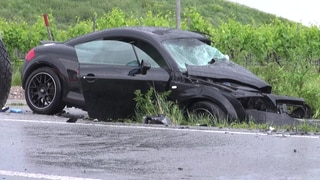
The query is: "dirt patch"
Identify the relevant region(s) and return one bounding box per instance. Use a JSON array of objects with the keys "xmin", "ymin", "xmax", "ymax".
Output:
[{"xmin": 9, "ymin": 86, "xmax": 25, "ymax": 100}]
